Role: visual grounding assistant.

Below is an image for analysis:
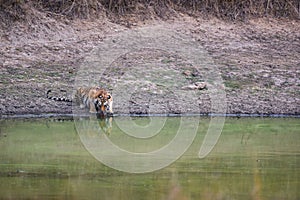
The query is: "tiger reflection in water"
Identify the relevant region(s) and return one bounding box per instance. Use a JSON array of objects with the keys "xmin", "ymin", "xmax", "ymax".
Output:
[
  {"xmin": 46, "ymin": 116, "xmax": 113, "ymax": 136},
  {"xmin": 77, "ymin": 114, "xmax": 113, "ymax": 136},
  {"xmin": 97, "ymin": 115, "xmax": 113, "ymax": 135}
]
